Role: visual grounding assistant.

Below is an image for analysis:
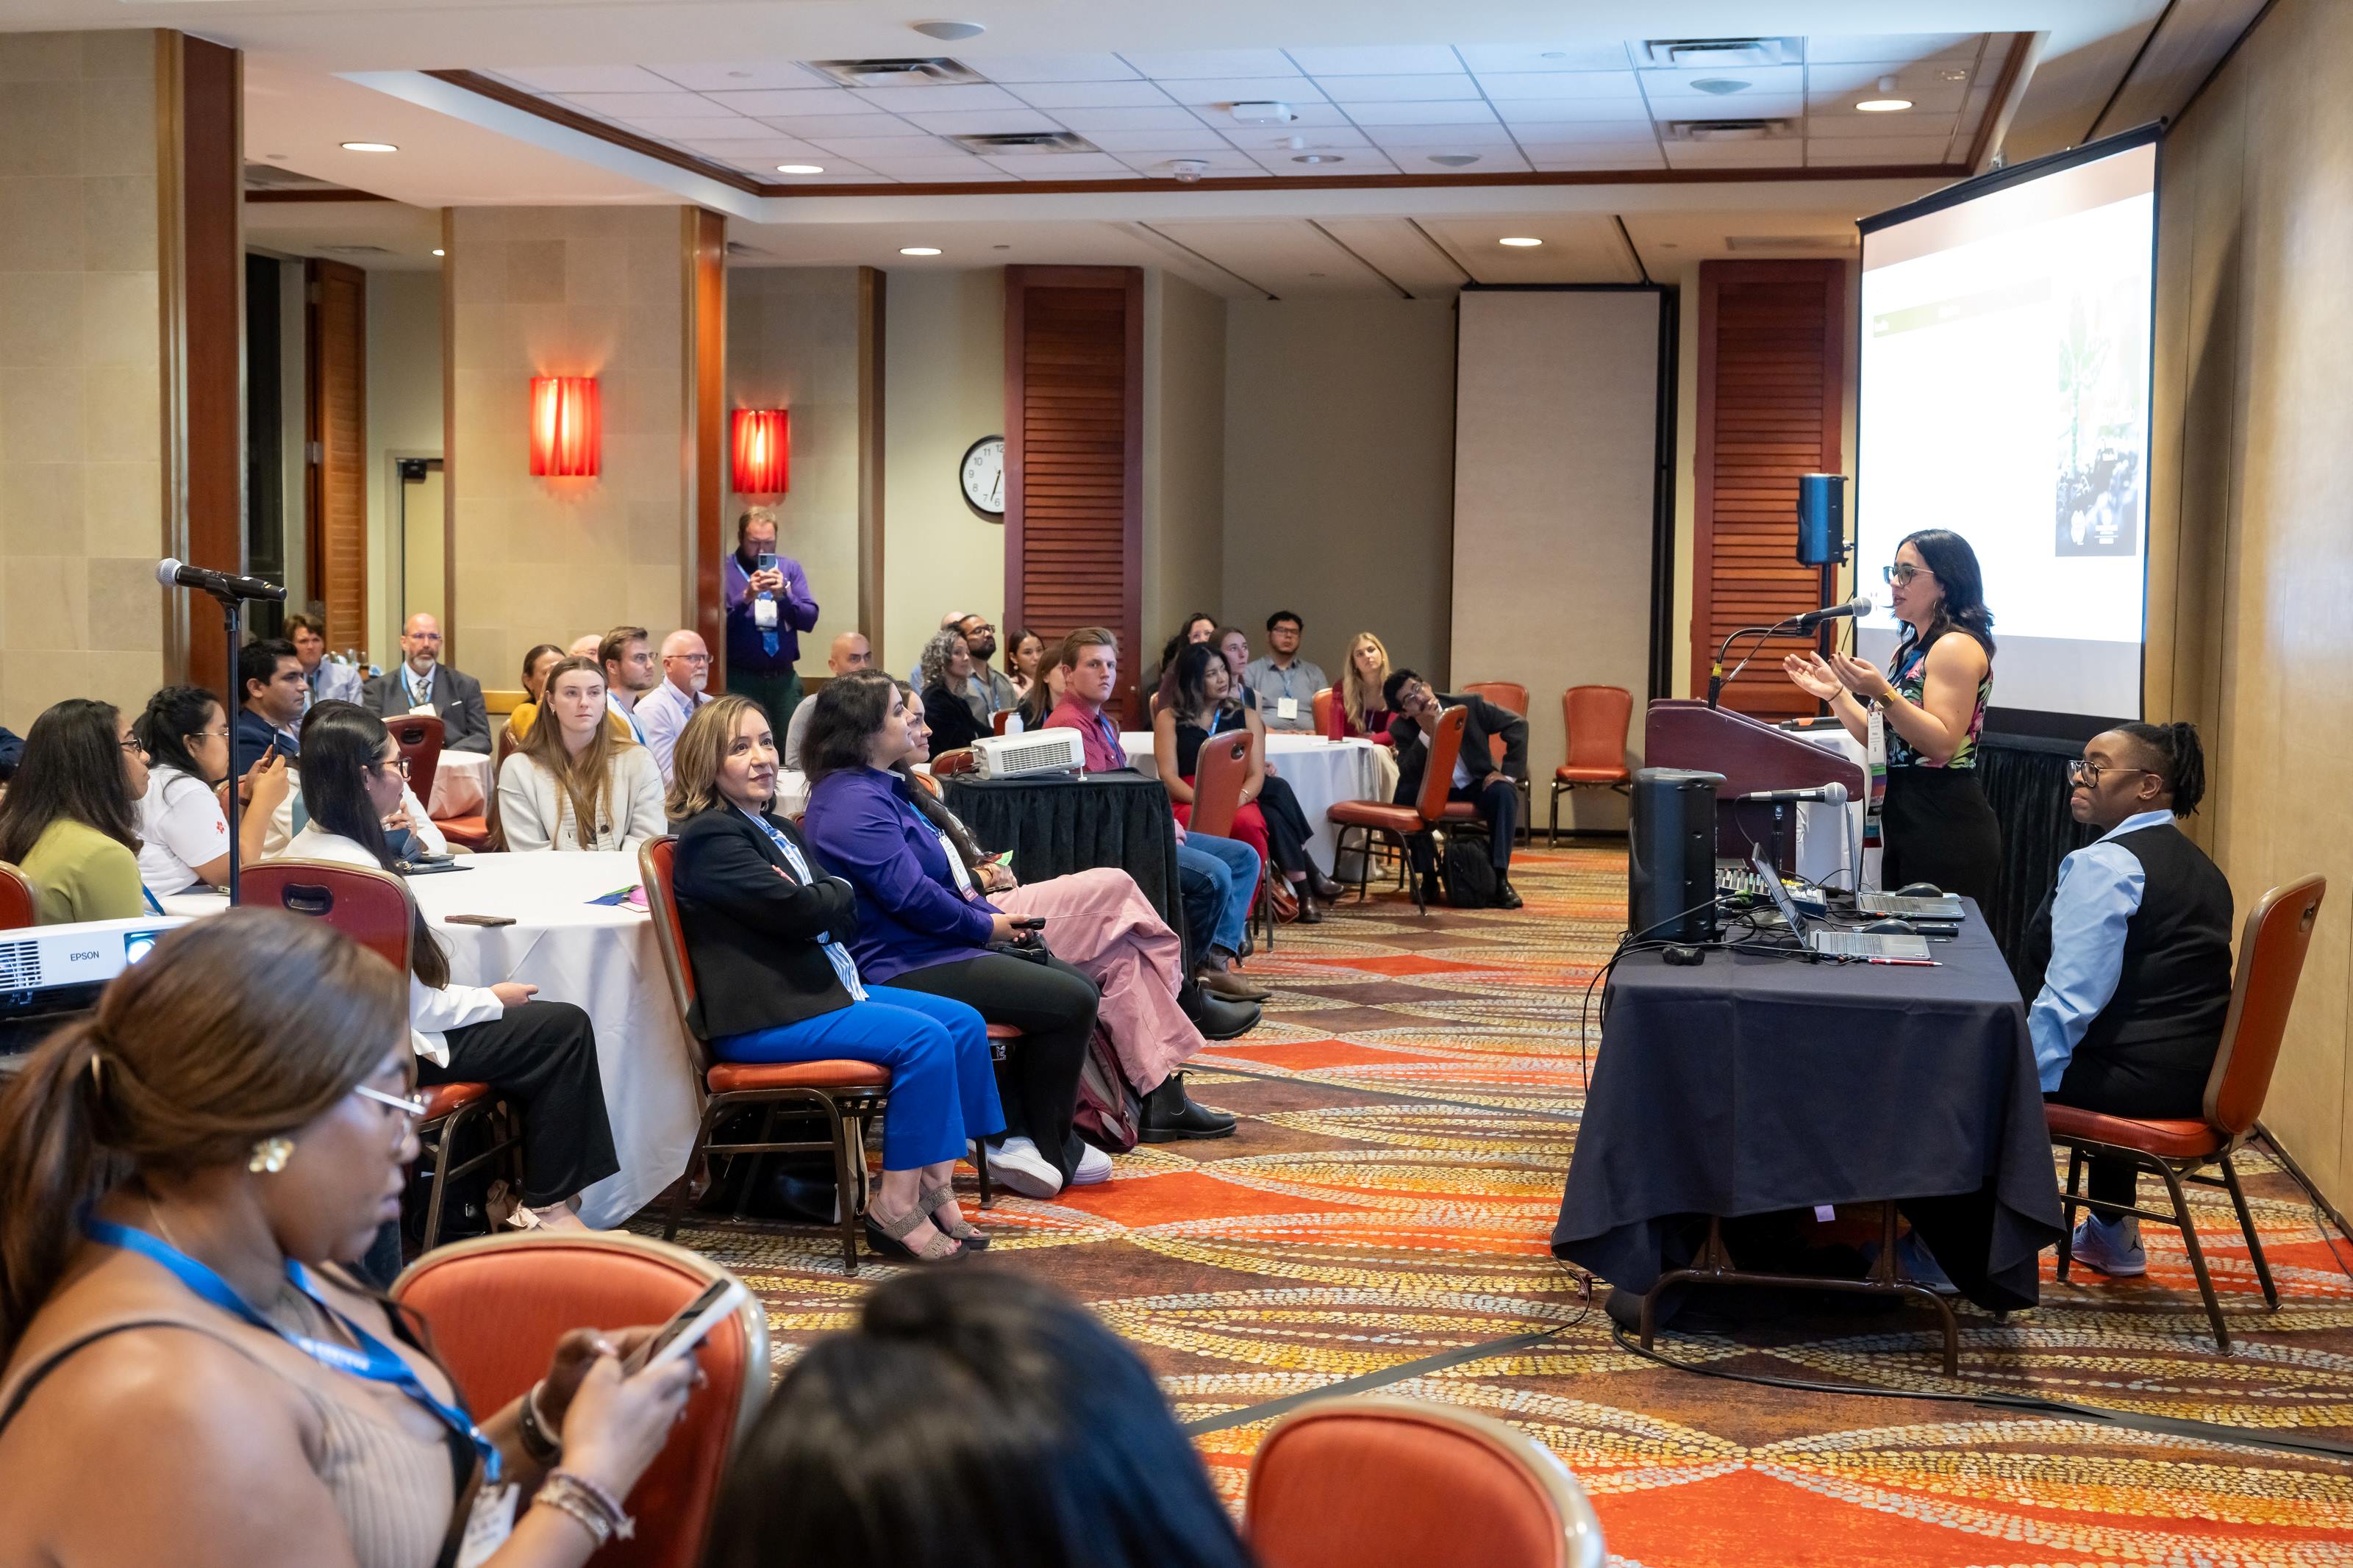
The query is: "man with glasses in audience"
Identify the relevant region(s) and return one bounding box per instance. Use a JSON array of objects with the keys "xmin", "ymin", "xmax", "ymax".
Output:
[
  {"xmin": 285, "ymin": 612, "xmax": 361, "ymax": 708},
  {"xmin": 785, "ymin": 630, "xmax": 874, "ymax": 770},
  {"xmin": 1242, "ymin": 610, "xmax": 1327, "ymax": 733},
  {"xmin": 723, "ymin": 509, "xmax": 820, "ymax": 737},
  {"xmin": 957, "ymin": 614, "xmax": 1018, "ymax": 723},
  {"xmin": 1385, "ymin": 670, "xmax": 1527, "ymax": 910},
  {"xmin": 599, "ymin": 624, "xmax": 660, "ymax": 745},
  {"xmin": 635, "ymin": 629, "xmax": 713, "ymax": 784},
  {"xmin": 367, "ymin": 611, "xmax": 490, "ymax": 753}
]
